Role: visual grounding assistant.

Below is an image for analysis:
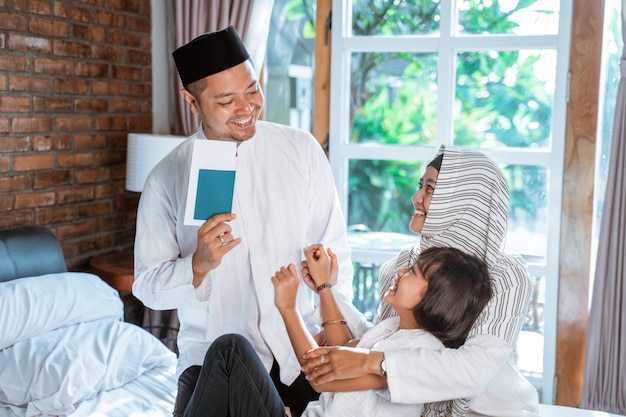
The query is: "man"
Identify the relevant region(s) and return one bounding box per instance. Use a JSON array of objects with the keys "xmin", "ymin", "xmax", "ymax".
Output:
[{"xmin": 132, "ymin": 26, "xmax": 355, "ymax": 417}]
